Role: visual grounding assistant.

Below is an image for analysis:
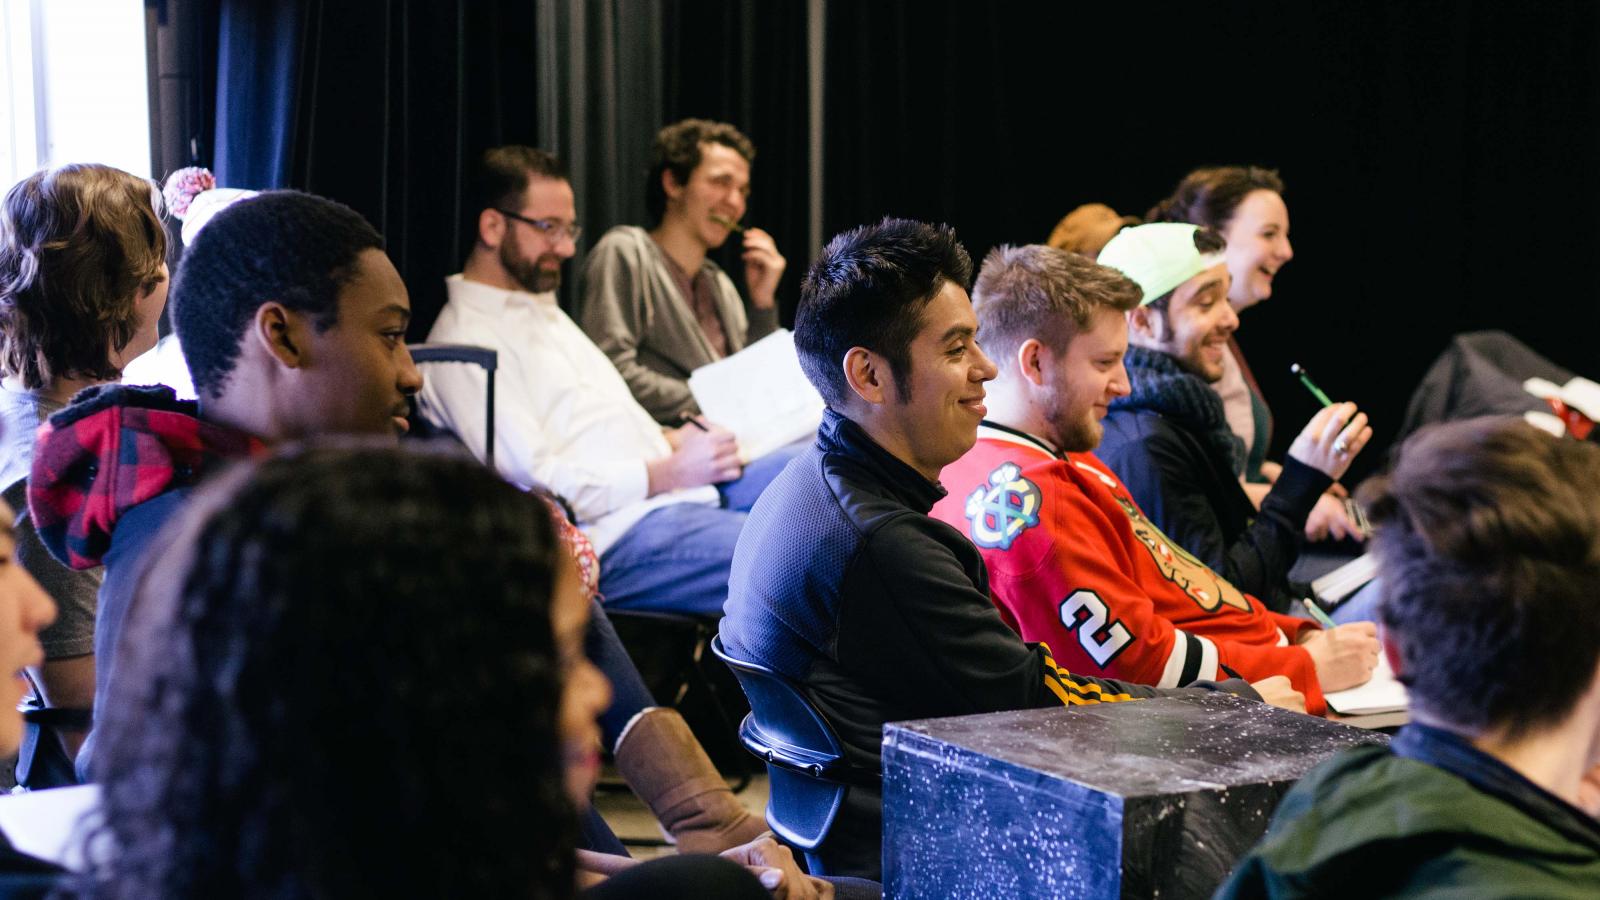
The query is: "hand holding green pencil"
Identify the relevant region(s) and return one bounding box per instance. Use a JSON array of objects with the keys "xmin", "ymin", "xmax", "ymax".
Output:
[{"xmin": 1285, "ymin": 363, "xmax": 1372, "ymax": 482}]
